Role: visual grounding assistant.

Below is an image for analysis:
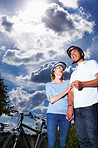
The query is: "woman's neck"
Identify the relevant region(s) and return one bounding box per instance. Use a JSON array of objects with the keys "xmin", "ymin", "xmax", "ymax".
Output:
[{"xmin": 52, "ymin": 78, "xmax": 65, "ymax": 84}]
